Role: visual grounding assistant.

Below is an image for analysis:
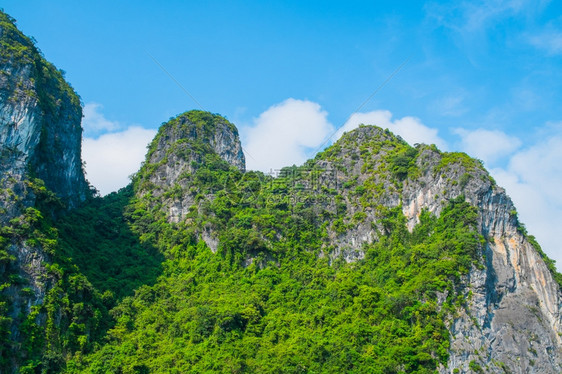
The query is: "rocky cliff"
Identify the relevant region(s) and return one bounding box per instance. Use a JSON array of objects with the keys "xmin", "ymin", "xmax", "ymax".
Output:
[
  {"xmin": 134, "ymin": 110, "xmax": 245, "ymax": 226},
  {"xmin": 402, "ymin": 147, "xmax": 562, "ymax": 373},
  {"xmin": 0, "ymin": 12, "xmax": 87, "ymax": 209},
  {"xmin": 317, "ymin": 126, "xmax": 562, "ymax": 372},
  {"xmin": 0, "ymin": 11, "xmax": 94, "ymax": 372},
  {"xmin": 0, "ymin": 13, "xmax": 87, "ymax": 210},
  {"xmin": 118, "ymin": 118, "xmax": 562, "ymax": 373}
]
